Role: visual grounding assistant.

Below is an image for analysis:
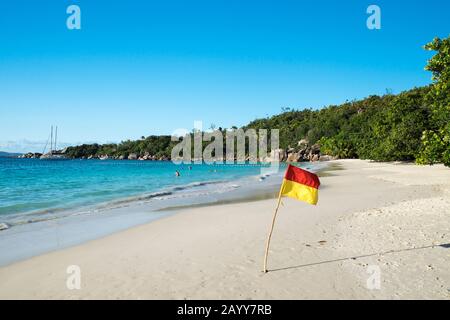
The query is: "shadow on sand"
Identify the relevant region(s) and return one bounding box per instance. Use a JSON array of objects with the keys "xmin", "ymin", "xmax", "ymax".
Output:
[{"xmin": 268, "ymin": 243, "xmax": 450, "ymax": 273}]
